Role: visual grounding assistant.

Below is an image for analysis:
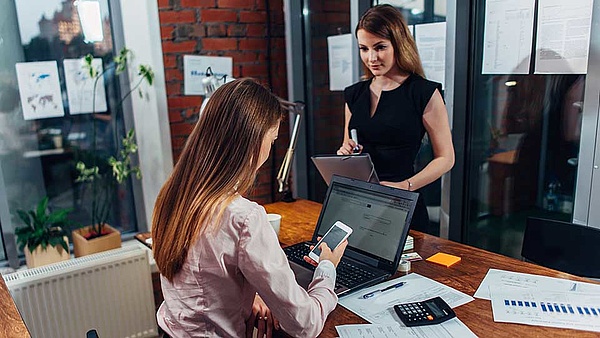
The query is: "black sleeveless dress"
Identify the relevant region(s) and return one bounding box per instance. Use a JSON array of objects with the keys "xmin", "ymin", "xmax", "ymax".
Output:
[{"xmin": 344, "ymin": 74, "xmax": 442, "ymax": 234}]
